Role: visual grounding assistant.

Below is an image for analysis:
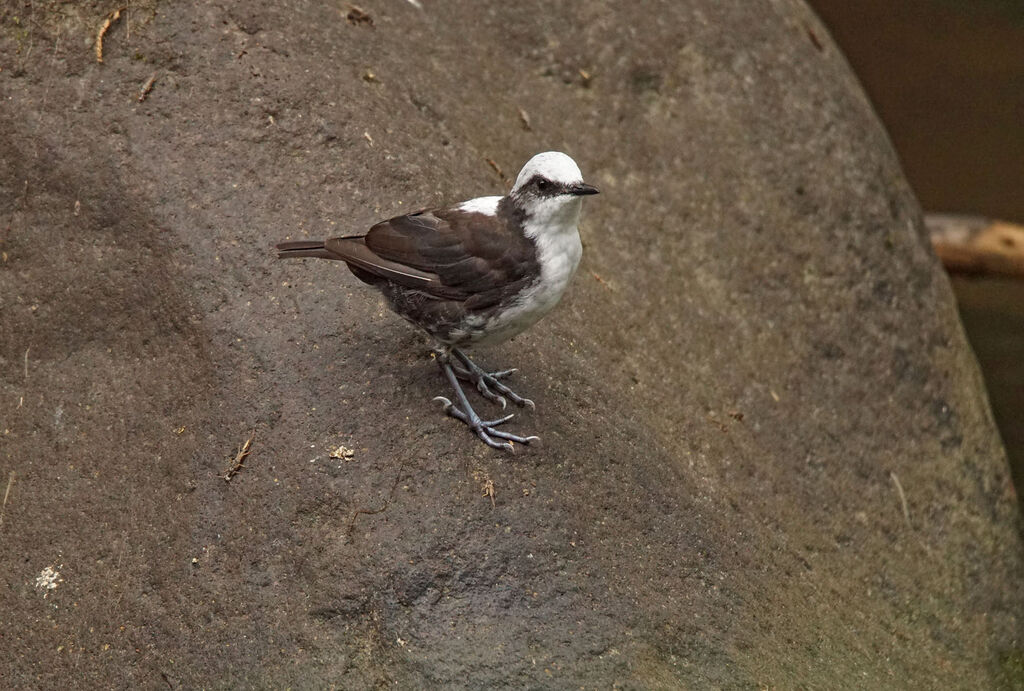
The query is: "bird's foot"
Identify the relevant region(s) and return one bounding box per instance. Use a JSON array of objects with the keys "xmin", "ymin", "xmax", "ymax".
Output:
[
  {"xmin": 433, "ymin": 397, "xmax": 539, "ymax": 452},
  {"xmin": 450, "ymin": 348, "xmax": 535, "ymax": 410},
  {"xmin": 434, "ymin": 350, "xmax": 539, "ymax": 452}
]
